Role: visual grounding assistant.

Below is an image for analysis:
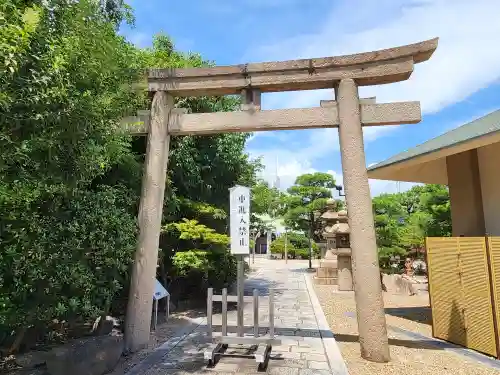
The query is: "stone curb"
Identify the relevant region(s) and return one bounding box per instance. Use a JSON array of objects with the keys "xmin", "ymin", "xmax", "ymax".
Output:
[
  {"xmin": 124, "ymin": 316, "xmax": 205, "ymax": 375},
  {"xmin": 304, "ymin": 273, "xmax": 350, "ymax": 375}
]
